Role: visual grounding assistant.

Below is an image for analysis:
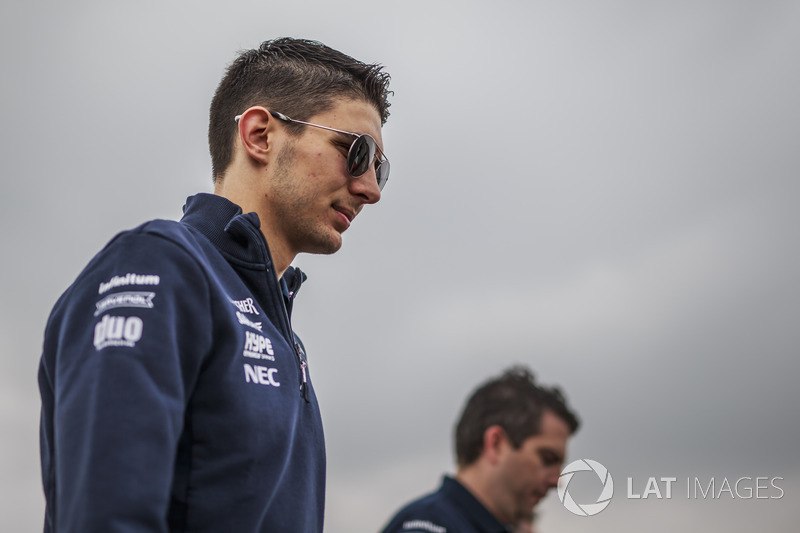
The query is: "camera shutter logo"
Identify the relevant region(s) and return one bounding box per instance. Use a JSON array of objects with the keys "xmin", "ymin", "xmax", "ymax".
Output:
[{"xmin": 557, "ymin": 459, "xmax": 614, "ymax": 516}]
